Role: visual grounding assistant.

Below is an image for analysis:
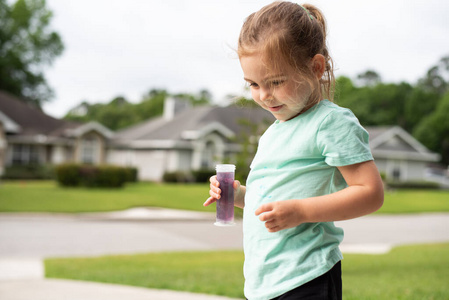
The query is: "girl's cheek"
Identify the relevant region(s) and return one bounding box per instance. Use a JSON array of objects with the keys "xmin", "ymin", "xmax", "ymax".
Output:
[{"xmin": 251, "ymin": 91, "xmax": 258, "ymax": 102}]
